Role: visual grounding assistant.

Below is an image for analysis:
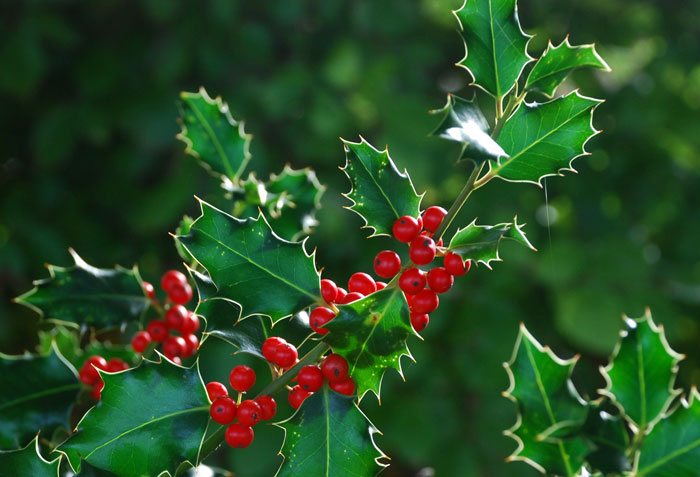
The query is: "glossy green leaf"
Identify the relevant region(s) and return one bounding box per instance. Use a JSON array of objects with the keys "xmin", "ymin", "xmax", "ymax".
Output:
[
  {"xmin": 448, "ymin": 217, "xmax": 535, "ymax": 268},
  {"xmin": 177, "ymin": 200, "xmax": 320, "ymax": 323},
  {"xmin": 15, "ymin": 249, "xmax": 149, "ymax": 329},
  {"xmin": 59, "ymin": 359, "xmax": 210, "ymax": 477},
  {"xmin": 635, "ymin": 390, "xmax": 700, "ymax": 477},
  {"xmin": 504, "ymin": 324, "xmax": 590, "ymax": 476},
  {"xmin": 177, "ymin": 87, "xmax": 252, "ymax": 181},
  {"xmin": 454, "ymin": 0, "xmax": 533, "ymax": 99},
  {"xmin": 525, "ymin": 38, "xmax": 610, "ymax": 97},
  {"xmin": 276, "ymin": 385, "xmax": 387, "ymax": 477},
  {"xmin": 431, "ymin": 94, "xmax": 507, "ymax": 162},
  {"xmin": 489, "ymin": 91, "xmax": 602, "ymax": 185},
  {"xmin": 0, "ymin": 345, "xmax": 79, "ymax": 449},
  {"xmin": 323, "ymin": 287, "xmax": 414, "ymax": 400},
  {"xmin": 582, "ymin": 404, "xmax": 631, "ymax": 474},
  {"xmin": 0, "ymin": 437, "xmax": 61, "ymax": 477},
  {"xmin": 600, "ymin": 311, "xmax": 683, "ymax": 431},
  {"xmin": 341, "ymin": 138, "xmax": 422, "ymax": 237}
]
